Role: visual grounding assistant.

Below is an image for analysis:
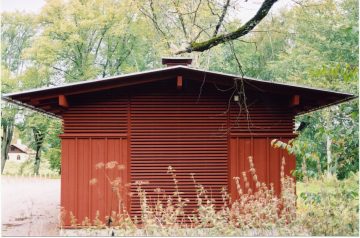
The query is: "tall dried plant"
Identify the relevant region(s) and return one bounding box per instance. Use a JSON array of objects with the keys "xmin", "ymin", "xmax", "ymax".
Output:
[{"xmin": 60, "ymin": 140, "xmax": 357, "ymax": 236}]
